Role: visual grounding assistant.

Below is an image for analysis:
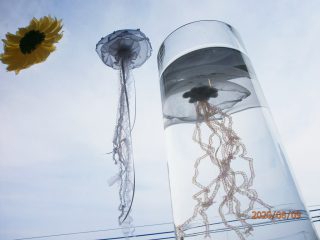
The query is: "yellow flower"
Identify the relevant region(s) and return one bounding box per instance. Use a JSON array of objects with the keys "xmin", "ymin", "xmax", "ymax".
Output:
[{"xmin": 0, "ymin": 16, "xmax": 63, "ymax": 74}]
